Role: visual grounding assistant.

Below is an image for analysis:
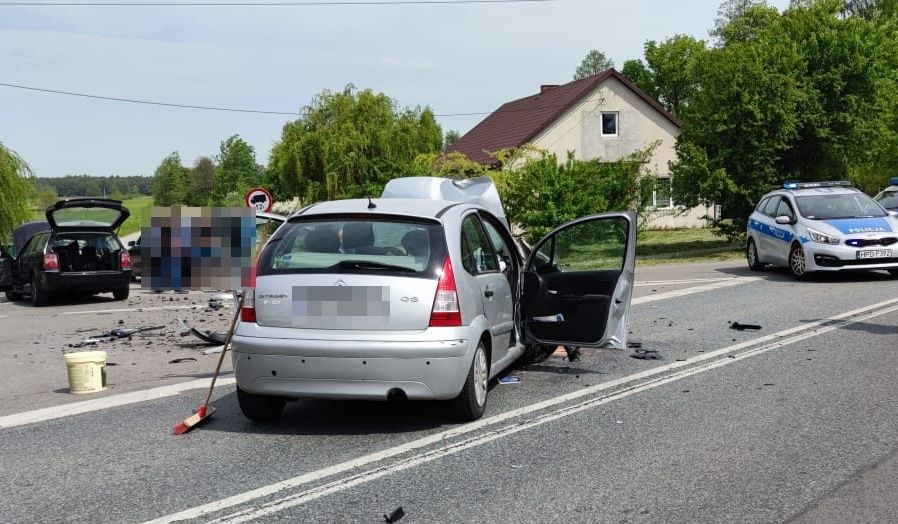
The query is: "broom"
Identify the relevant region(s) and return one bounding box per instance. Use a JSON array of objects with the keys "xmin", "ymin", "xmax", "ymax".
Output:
[{"xmin": 173, "ymin": 293, "xmax": 244, "ymax": 435}]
